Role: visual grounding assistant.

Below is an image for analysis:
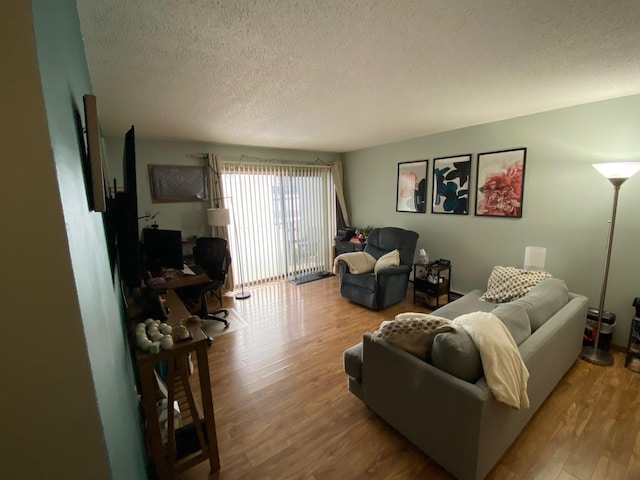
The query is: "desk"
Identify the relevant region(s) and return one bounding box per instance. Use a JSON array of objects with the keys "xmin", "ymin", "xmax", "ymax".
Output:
[
  {"xmin": 150, "ymin": 270, "xmax": 212, "ymax": 319},
  {"xmin": 135, "ymin": 289, "xmax": 220, "ymax": 479},
  {"xmin": 157, "ymin": 270, "xmax": 211, "ymax": 291}
]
